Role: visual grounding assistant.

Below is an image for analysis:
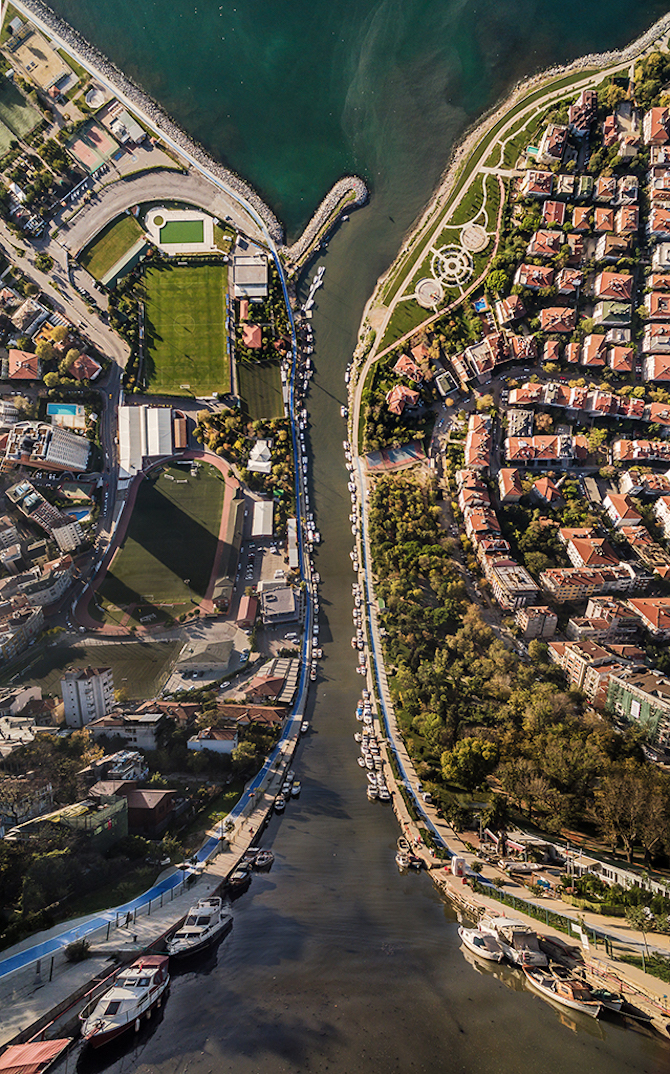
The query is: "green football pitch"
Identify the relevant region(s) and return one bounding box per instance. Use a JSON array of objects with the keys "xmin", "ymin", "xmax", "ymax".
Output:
[
  {"xmin": 97, "ymin": 464, "xmax": 225, "ymax": 625},
  {"xmin": 143, "ymin": 262, "xmax": 229, "ymax": 396},
  {"xmin": 160, "ymin": 219, "xmax": 204, "ymax": 243}
]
